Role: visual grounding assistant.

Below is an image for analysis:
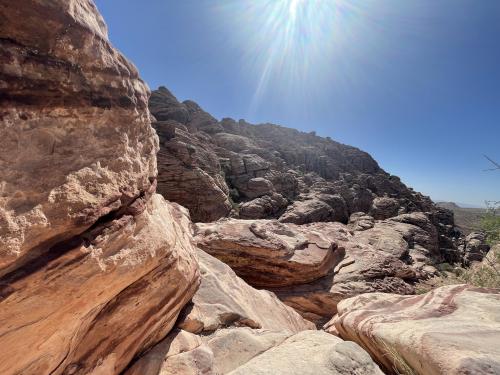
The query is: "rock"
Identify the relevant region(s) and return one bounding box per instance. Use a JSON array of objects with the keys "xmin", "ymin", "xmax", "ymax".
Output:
[
  {"xmin": 0, "ymin": 2, "xmax": 199, "ymax": 374},
  {"xmin": 462, "ymin": 231, "xmax": 490, "ymax": 265},
  {"xmin": 243, "ymin": 177, "xmax": 274, "ymax": 199},
  {"xmin": 369, "ymin": 197, "xmax": 400, "ymax": 220},
  {"xmin": 149, "ymin": 86, "xmax": 190, "ymax": 124},
  {"xmin": 178, "ymin": 249, "xmax": 314, "ymax": 334},
  {"xmin": 279, "ymin": 199, "xmax": 335, "ymax": 224},
  {"xmin": 0, "ymin": 195, "xmax": 200, "ymax": 375},
  {"xmin": 273, "ymin": 222, "xmax": 416, "ymax": 325},
  {"xmin": 332, "ymin": 284, "xmax": 500, "ymax": 375},
  {"xmin": 239, "ymin": 193, "xmax": 288, "ymax": 219},
  {"xmin": 0, "ymin": 0, "xmax": 157, "ymax": 272},
  {"xmin": 125, "ymin": 329, "xmax": 215, "ymax": 375},
  {"xmin": 348, "ymin": 212, "xmax": 375, "ymax": 231},
  {"xmin": 195, "ymin": 219, "xmax": 420, "ymax": 326},
  {"xmin": 229, "ymin": 330, "xmax": 384, "ymax": 375},
  {"xmin": 195, "ymin": 219, "xmax": 344, "ymax": 287},
  {"xmin": 153, "ymin": 121, "xmax": 232, "ymax": 222}
]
